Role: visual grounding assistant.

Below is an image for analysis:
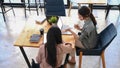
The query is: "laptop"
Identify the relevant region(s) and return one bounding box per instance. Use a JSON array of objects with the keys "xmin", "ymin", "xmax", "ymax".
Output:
[
  {"xmin": 44, "ymin": 33, "xmax": 47, "ymax": 44},
  {"xmin": 57, "ymin": 18, "xmax": 72, "ymax": 35}
]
